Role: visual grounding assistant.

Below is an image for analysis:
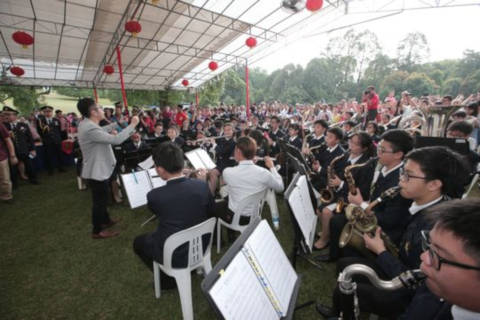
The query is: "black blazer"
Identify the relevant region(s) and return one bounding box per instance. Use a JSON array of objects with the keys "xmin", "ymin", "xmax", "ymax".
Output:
[
  {"xmin": 147, "ymin": 177, "xmax": 215, "ymax": 267},
  {"xmin": 215, "ymin": 137, "xmax": 236, "ymax": 172},
  {"xmin": 311, "ymin": 145, "xmax": 345, "ymax": 190},
  {"xmin": 287, "ymin": 136, "xmax": 302, "ymax": 150},
  {"xmin": 376, "ymin": 199, "xmax": 445, "ymax": 279}
]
